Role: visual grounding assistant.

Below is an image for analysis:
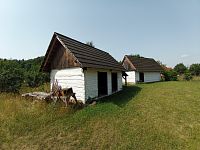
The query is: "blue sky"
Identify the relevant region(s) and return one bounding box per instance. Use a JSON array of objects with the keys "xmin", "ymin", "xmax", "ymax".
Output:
[{"xmin": 0, "ymin": 0, "xmax": 199, "ymax": 67}]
